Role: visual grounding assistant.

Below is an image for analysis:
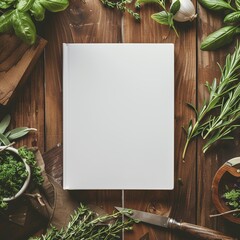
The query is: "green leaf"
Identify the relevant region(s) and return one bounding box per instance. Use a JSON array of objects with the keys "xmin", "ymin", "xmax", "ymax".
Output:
[
  {"xmin": 236, "ymin": 0, "xmax": 240, "ymax": 10},
  {"xmin": 0, "ymin": 115, "xmax": 11, "ymax": 134},
  {"xmin": 198, "ymin": 0, "xmax": 236, "ymax": 11},
  {"xmin": 186, "ymin": 103, "xmax": 198, "ymax": 117},
  {"xmin": 30, "ymin": 0, "xmax": 45, "ymax": 21},
  {"xmin": 0, "ymin": 10, "xmax": 14, "ymax": 33},
  {"xmin": 136, "ymin": 0, "xmax": 161, "ymax": 5},
  {"xmin": 201, "ymin": 26, "xmax": 238, "ymax": 51},
  {"xmin": 0, "ymin": 0, "xmax": 16, "ymax": 9},
  {"xmin": 39, "ymin": 0, "xmax": 69, "ymax": 12},
  {"xmin": 187, "ymin": 119, "xmax": 193, "ymax": 137},
  {"xmin": 0, "ymin": 133, "xmax": 11, "ymax": 145},
  {"xmin": 170, "ymin": 0, "xmax": 180, "ymax": 15},
  {"xmin": 151, "ymin": 11, "xmax": 169, "ymax": 25},
  {"xmin": 224, "ymin": 11, "xmax": 240, "ymax": 23},
  {"xmin": 17, "ymin": 0, "xmax": 35, "ymax": 12},
  {"xmin": 12, "ymin": 10, "xmax": 36, "ymax": 45},
  {"xmin": 7, "ymin": 127, "xmax": 36, "ymax": 140}
]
